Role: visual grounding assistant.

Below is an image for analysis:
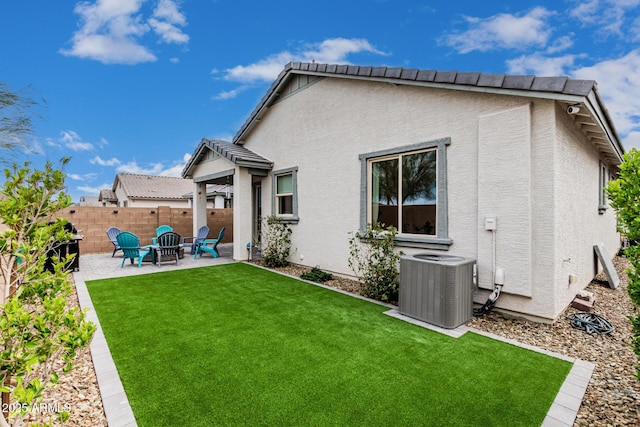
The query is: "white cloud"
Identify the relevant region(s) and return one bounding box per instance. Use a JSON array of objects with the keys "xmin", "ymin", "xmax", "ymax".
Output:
[
  {"xmin": 77, "ymin": 183, "xmax": 112, "ymax": 195},
  {"xmin": 506, "ymin": 53, "xmax": 583, "ymax": 76},
  {"xmin": 159, "ymin": 153, "xmax": 191, "ymax": 177},
  {"xmin": 213, "ymin": 37, "xmax": 385, "ymax": 99},
  {"xmin": 441, "ymin": 7, "xmax": 554, "ymax": 54},
  {"xmin": 571, "ymin": 49, "xmax": 640, "ymax": 141},
  {"xmin": 212, "ymin": 87, "xmax": 248, "ymax": 101},
  {"xmin": 90, "ymin": 155, "xmax": 121, "ymax": 166},
  {"xmin": 67, "ymin": 172, "xmax": 98, "ymax": 181},
  {"xmin": 61, "ymin": 0, "xmax": 189, "ymax": 64},
  {"xmin": 622, "ymin": 131, "xmax": 640, "ymax": 150},
  {"xmin": 546, "ymin": 35, "xmax": 574, "ymax": 54},
  {"xmin": 149, "ymin": 0, "xmax": 189, "ymax": 44},
  {"xmin": 569, "ymin": 0, "xmax": 640, "ymax": 37},
  {"xmin": 115, "ymin": 153, "xmax": 190, "ymax": 176},
  {"xmin": 61, "ymin": 130, "xmax": 94, "ymax": 151},
  {"xmin": 117, "ymin": 160, "xmax": 165, "ymax": 175}
]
